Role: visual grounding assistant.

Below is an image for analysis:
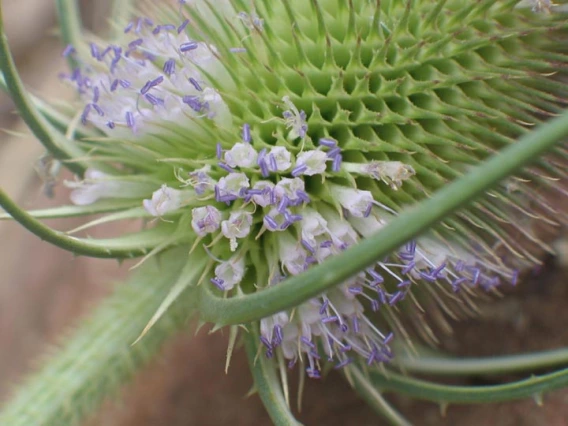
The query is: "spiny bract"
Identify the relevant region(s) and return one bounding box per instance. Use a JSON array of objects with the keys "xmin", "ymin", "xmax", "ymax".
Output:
[{"xmin": 60, "ymin": 0, "xmax": 567, "ymax": 377}]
